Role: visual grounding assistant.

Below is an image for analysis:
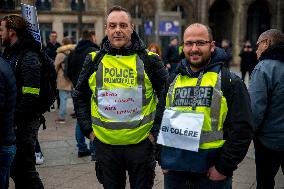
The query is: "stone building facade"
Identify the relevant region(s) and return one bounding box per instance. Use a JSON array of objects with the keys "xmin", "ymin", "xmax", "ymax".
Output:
[
  {"xmin": 108, "ymin": 0, "xmax": 284, "ymax": 62},
  {"xmin": 0, "ymin": 0, "xmax": 283, "ymax": 62},
  {"xmin": 0, "ymin": 0, "xmax": 106, "ymax": 45}
]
